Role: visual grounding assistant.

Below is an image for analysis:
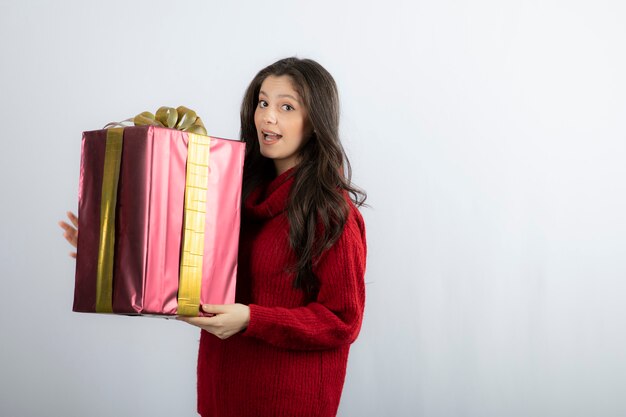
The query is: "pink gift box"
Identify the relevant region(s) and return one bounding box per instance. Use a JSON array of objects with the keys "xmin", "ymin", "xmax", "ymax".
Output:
[{"xmin": 73, "ymin": 126, "xmax": 245, "ymax": 315}]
